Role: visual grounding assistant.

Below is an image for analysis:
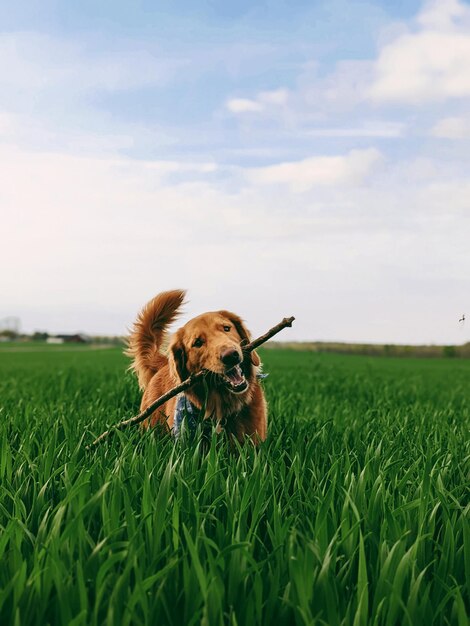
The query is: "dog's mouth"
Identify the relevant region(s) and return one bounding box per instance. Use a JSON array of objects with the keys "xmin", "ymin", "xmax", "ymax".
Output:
[{"xmin": 221, "ymin": 364, "xmax": 248, "ymax": 394}]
